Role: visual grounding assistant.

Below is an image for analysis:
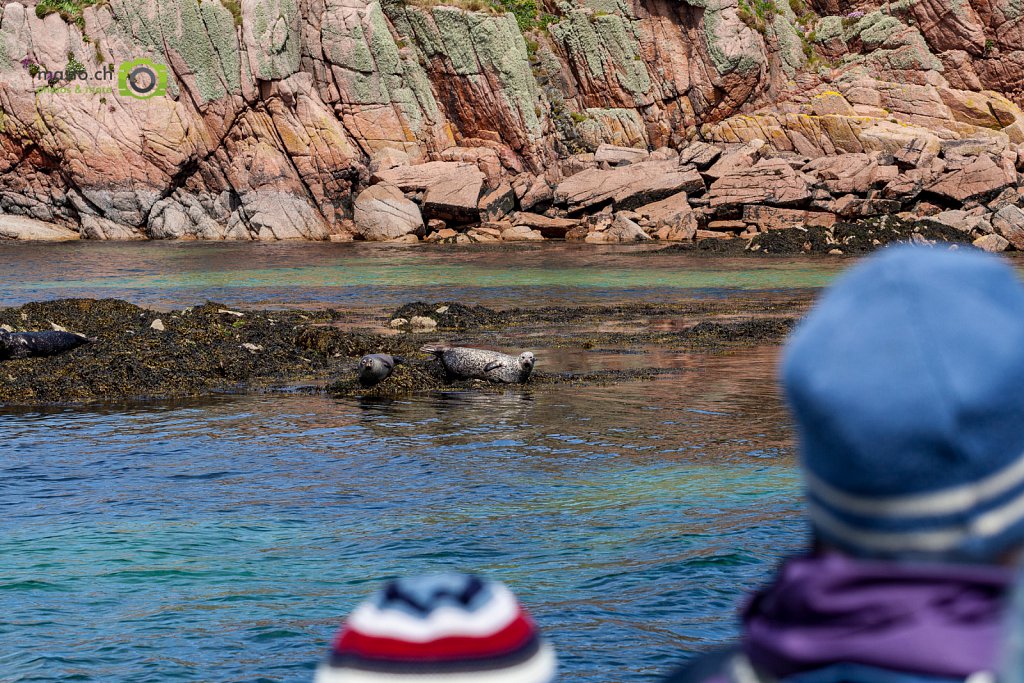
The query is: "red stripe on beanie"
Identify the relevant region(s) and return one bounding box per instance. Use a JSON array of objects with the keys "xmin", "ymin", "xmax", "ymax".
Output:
[{"xmin": 335, "ymin": 613, "xmax": 537, "ymax": 662}]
